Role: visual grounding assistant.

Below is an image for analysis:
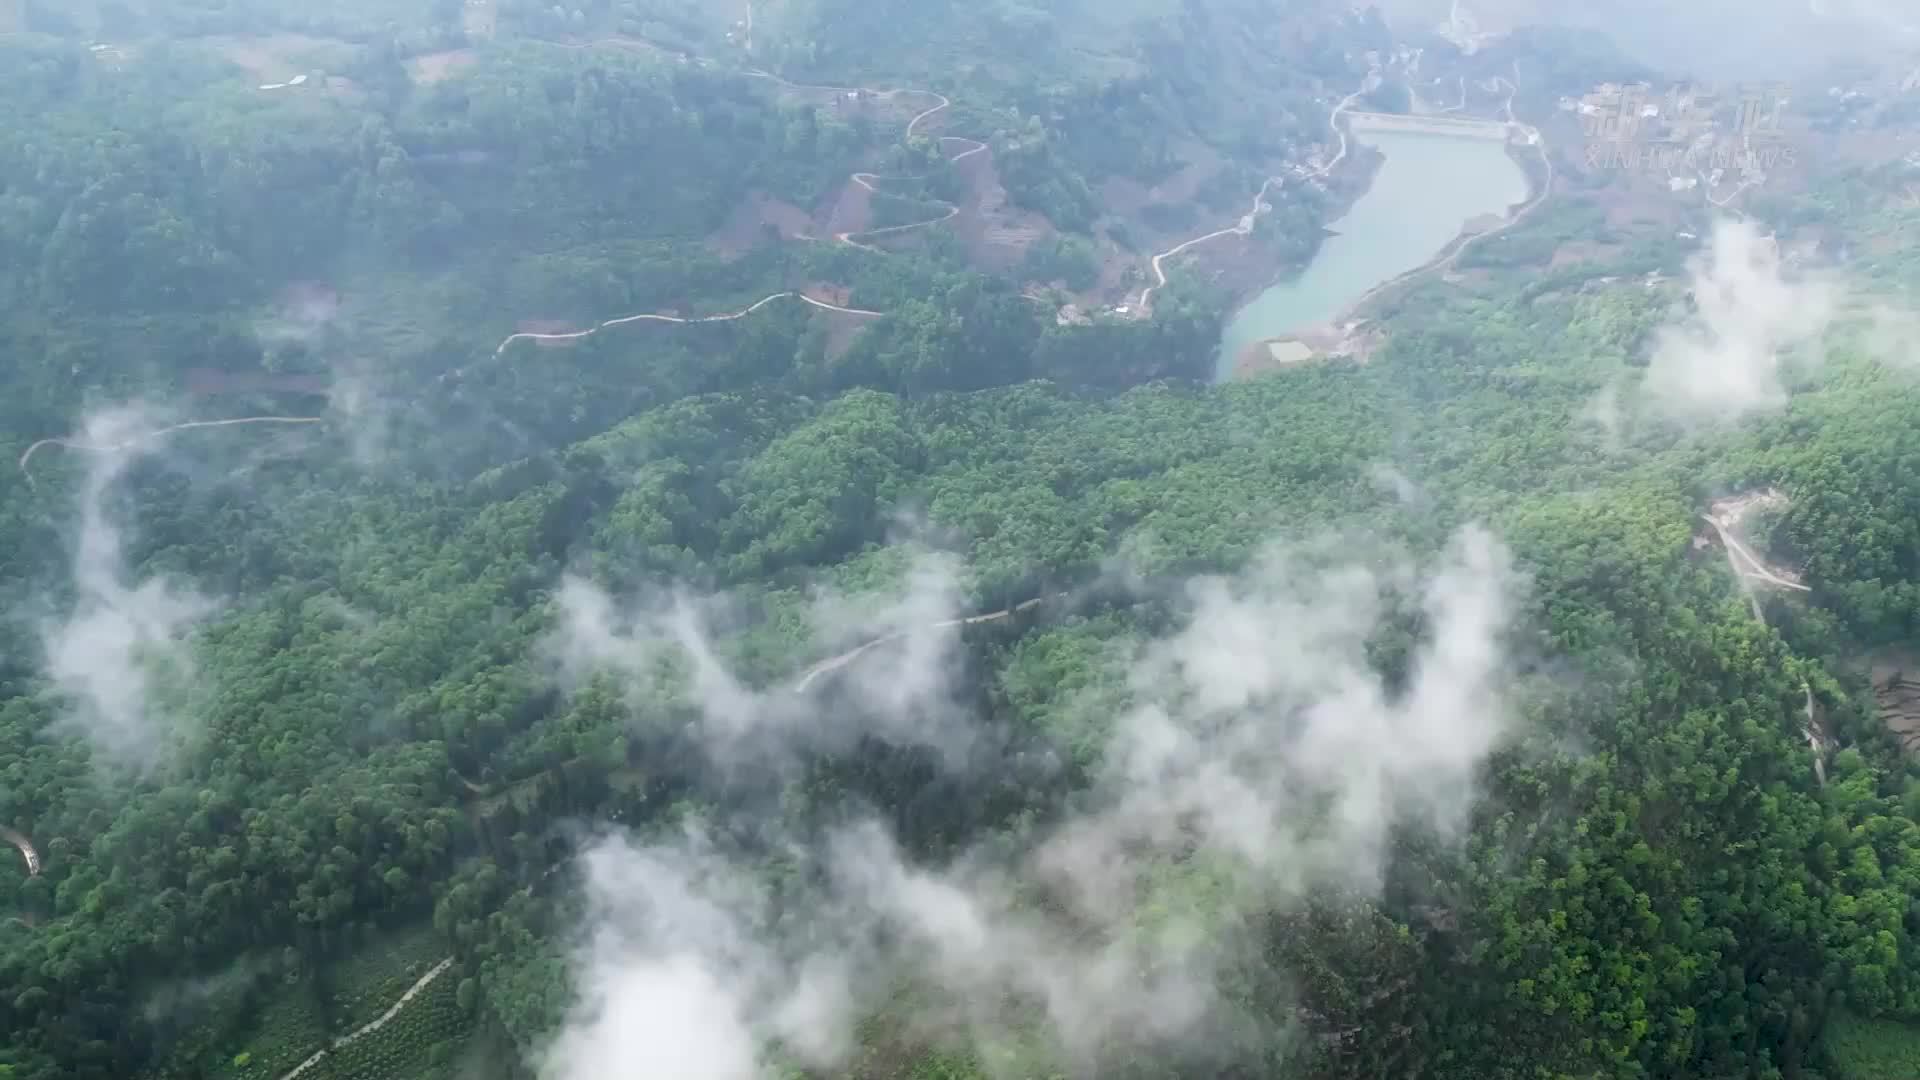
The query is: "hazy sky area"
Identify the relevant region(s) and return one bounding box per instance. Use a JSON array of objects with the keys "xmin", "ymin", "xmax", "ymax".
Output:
[{"xmin": 1383, "ymin": 0, "xmax": 1920, "ymax": 81}]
